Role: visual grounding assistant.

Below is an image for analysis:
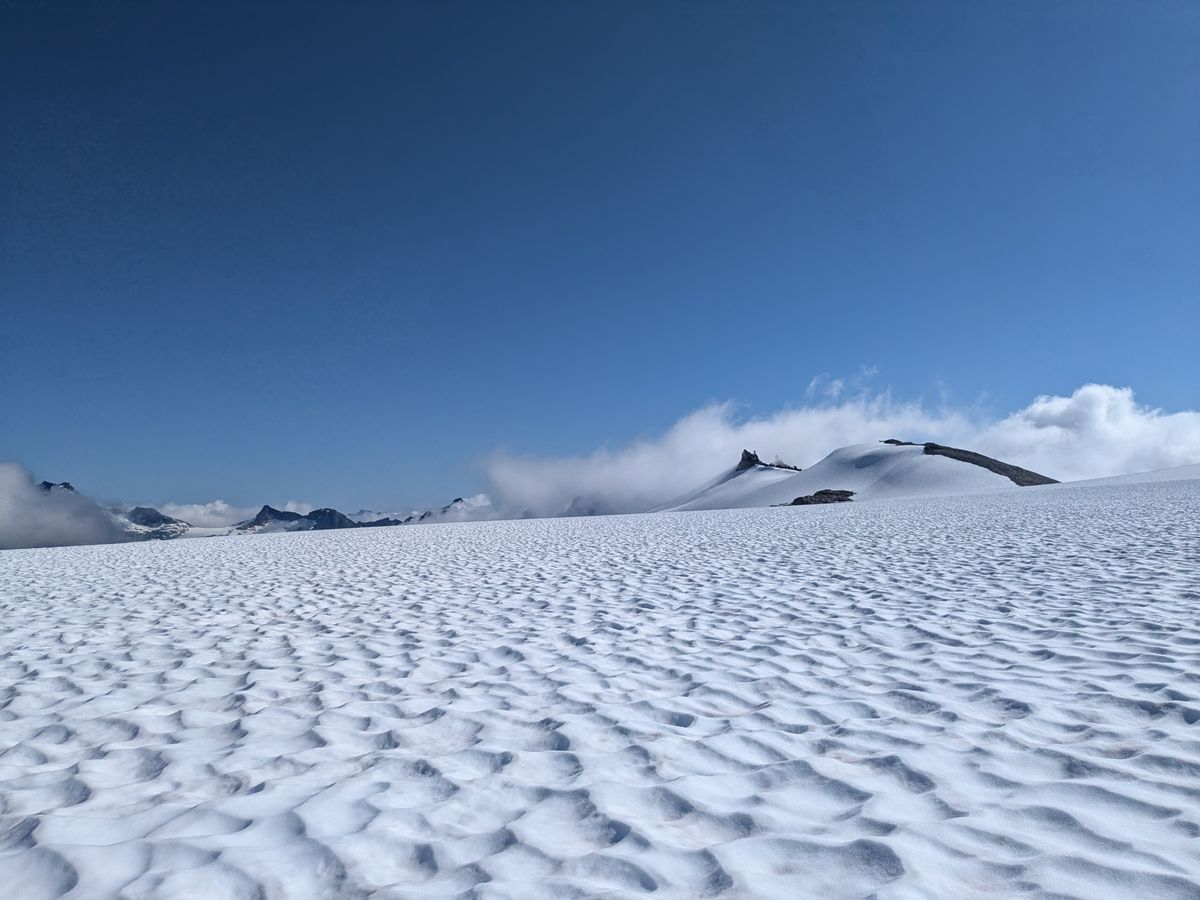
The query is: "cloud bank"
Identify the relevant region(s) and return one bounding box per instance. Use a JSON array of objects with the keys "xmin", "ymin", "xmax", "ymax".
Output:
[
  {"xmin": 157, "ymin": 500, "xmax": 257, "ymax": 528},
  {"xmin": 156, "ymin": 499, "xmax": 313, "ymax": 527},
  {"xmin": 0, "ymin": 464, "xmax": 127, "ymax": 550},
  {"xmin": 485, "ymin": 384, "xmax": 1200, "ymax": 517},
  {"xmin": 976, "ymin": 385, "xmax": 1200, "ymax": 483}
]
